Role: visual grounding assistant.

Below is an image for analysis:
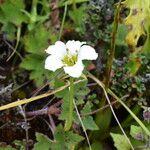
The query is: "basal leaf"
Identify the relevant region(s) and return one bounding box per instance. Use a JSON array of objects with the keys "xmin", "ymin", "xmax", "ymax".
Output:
[
  {"xmin": 51, "ymin": 125, "xmax": 84, "ymax": 150},
  {"xmin": 82, "ymin": 116, "xmax": 99, "ymax": 131},
  {"xmin": 34, "ymin": 133, "xmax": 52, "ymax": 150},
  {"xmin": 81, "ymin": 102, "xmax": 99, "ymax": 130},
  {"xmin": 130, "ymin": 125, "xmax": 146, "ymax": 141},
  {"xmin": 1, "ymin": 23, "xmax": 16, "ymax": 40},
  {"xmin": 20, "ymin": 54, "xmax": 49, "ymax": 86},
  {"xmin": 111, "ymin": 133, "xmax": 131, "ymax": 150},
  {"xmin": 74, "ymin": 80, "xmax": 90, "ymax": 105},
  {"xmin": 0, "ymin": 144, "xmax": 15, "ymax": 150},
  {"xmin": 23, "ymin": 25, "xmax": 50, "ymax": 54},
  {"xmin": 0, "ymin": 0, "xmax": 27, "ymax": 25},
  {"xmin": 69, "ymin": 4, "xmax": 87, "ymax": 33},
  {"xmin": 94, "ymin": 108, "xmax": 112, "ymax": 139}
]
